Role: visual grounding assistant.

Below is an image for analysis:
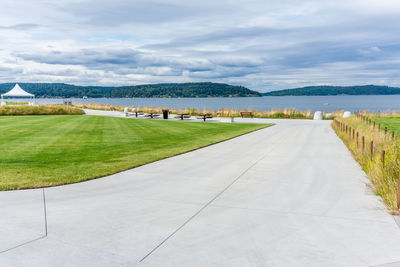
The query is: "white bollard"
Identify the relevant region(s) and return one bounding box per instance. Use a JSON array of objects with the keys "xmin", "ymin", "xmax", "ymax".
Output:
[
  {"xmin": 343, "ymin": 111, "xmax": 352, "ymax": 118},
  {"xmin": 124, "ymin": 107, "xmax": 129, "ymax": 117},
  {"xmin": 313, "ymin": 111, "xmax": 323, "ymax": 120}
]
